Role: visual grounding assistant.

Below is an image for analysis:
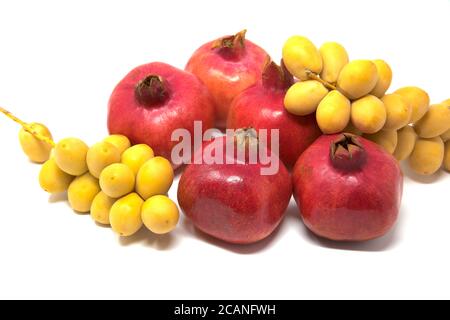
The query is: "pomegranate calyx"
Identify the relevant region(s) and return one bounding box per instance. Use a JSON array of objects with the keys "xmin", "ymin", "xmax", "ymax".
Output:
[
  {"xmin": 233, "ymin": 127, "xmax": 260, "ymax": 162},
  {"xmin": 262, "ymin": 58, "xmax": 294, "ymax": 90},
  {"xmin": 330, "ymin": 133, "xmax": 367, "ymax": 171},
  {"xmin": 212, "ymin": 29, "xmax": 247, "ymax": 58},
  {"xmin": 234, "ymin": 127, "xmax": 258, "ymax": 146},
  {"xmin": 135, "ymin": 75, "xmax": 170, "ymax": 107}
]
